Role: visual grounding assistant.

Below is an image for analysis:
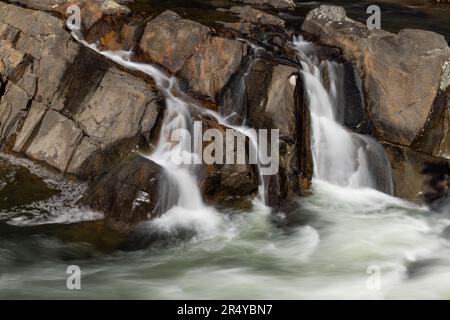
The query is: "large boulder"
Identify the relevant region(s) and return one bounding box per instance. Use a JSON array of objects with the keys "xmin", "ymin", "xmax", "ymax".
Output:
[
  {"xmin": 180, "ymin": 36, "xmax": 247, "ymax": 101},
  {"xmin": 79, "ymin": 155, "xmax": 163, "ymax": 229},
  {"xmin": 139, "ymin": 11, "xmax": 211, "ymax": 74},
  {"xmin": 197, "ymin": 115, "xmax": 259, "ymax": 207},
  {"xmin": 302, "ymin": 5, "xmax": 450, "ymax": 155}
]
